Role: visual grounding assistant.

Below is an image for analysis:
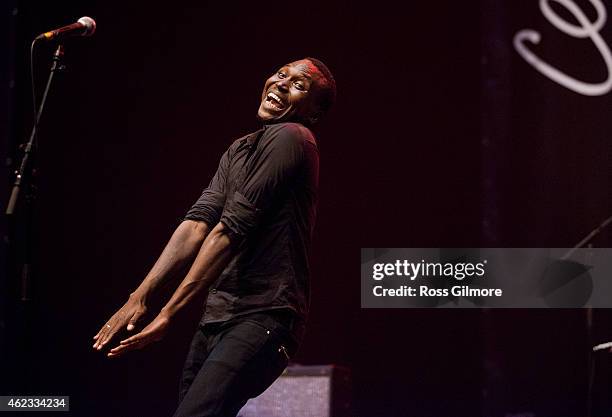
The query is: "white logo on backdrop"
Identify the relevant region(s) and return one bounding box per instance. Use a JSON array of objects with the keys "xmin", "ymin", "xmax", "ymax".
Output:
[{"xmin": 514, "ymin": 0, "xmax": 612, "ymax": 96}]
